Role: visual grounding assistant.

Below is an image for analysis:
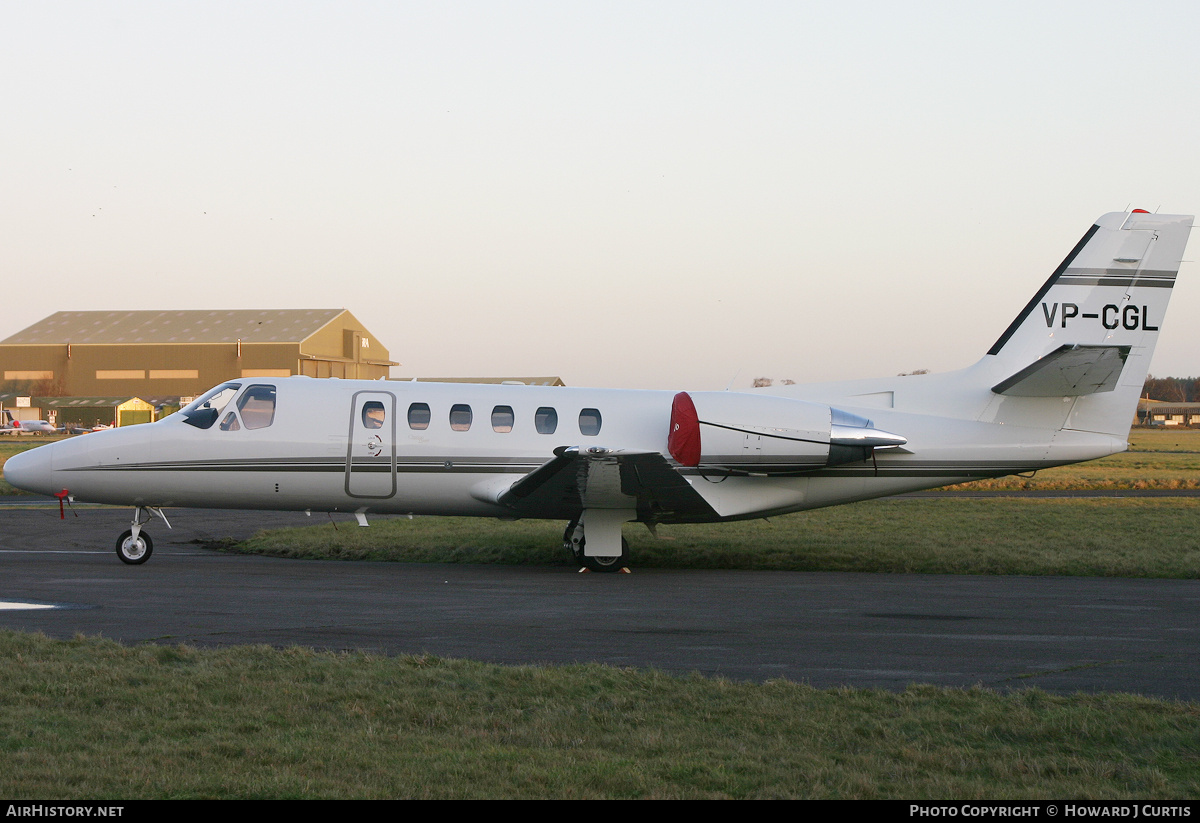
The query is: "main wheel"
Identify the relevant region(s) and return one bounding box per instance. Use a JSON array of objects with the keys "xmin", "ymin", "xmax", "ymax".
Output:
[
  {"xmin": 115, "ymin": 529, "xmax": 153, "ymax": 565},
  {"xmin": 578, "ymin": 536, "xmax": 629, "ymax": 573},
  {"xmin": 563, "ymin": 519, "xmax": 582, "ymax": 559}
]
